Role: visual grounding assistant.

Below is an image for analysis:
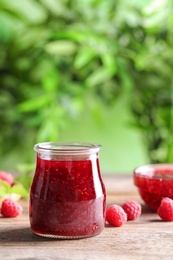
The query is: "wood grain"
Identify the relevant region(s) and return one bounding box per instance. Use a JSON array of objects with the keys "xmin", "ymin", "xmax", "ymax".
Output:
[{"xmin": 1, "ymin": 174, "xmax": 173, "ymax": 260}]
